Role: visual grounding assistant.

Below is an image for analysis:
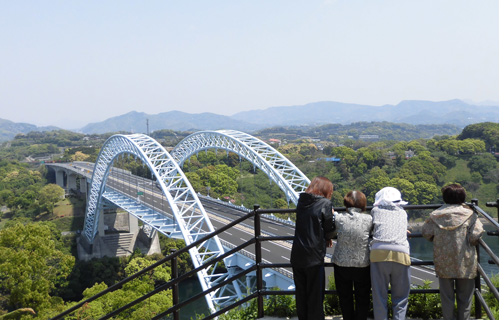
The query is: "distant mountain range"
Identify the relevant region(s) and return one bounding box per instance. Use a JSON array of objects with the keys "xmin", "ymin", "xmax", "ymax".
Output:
[
  {"xmin": 231, "ymin": 100, "xmax": 498, "ymax": 127},
  {"xmin": 0, "ymin": 118, "xmax": 59, "ymax": 142},
  {"xmin": 0, "ymin": 99, "xmax": 498, "ymax": 141},
  {"xmin": 79, "ymin": 110, "xmax": 261, "ymax": 134}
]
